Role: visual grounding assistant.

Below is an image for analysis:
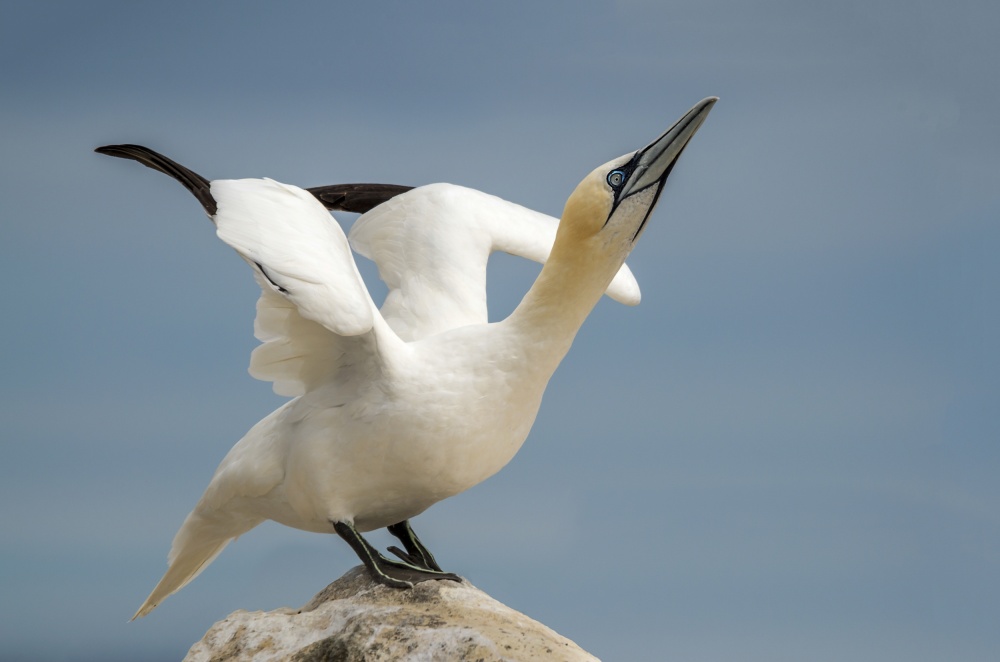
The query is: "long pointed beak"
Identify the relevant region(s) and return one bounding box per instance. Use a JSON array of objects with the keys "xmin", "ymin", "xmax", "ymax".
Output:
[{"xmin": 619, "ymin": 96, "xmax": 718, "ymax": 202}]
